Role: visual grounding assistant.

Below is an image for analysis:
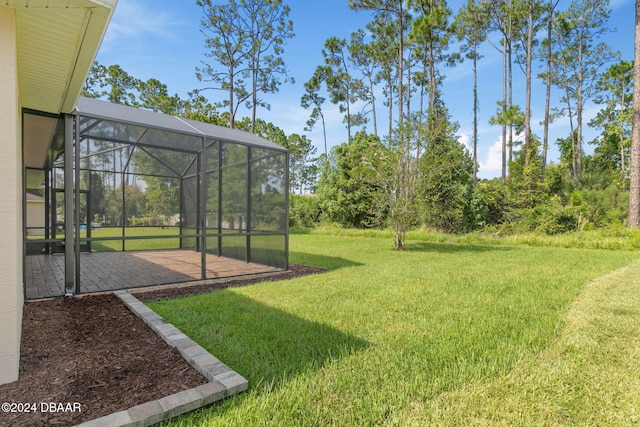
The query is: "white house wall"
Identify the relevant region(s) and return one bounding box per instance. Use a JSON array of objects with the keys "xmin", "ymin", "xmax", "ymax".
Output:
[
  {"xmin": 26, "ymin": 199, "xmax": 45, "ymax": 236},
  {"xmin": 0, "ymin": 0, "xmax": 115, "ymax": 386},
  {"xmin": 0, "ymin": 5, "xmax": 23, "ymax": 386}
]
